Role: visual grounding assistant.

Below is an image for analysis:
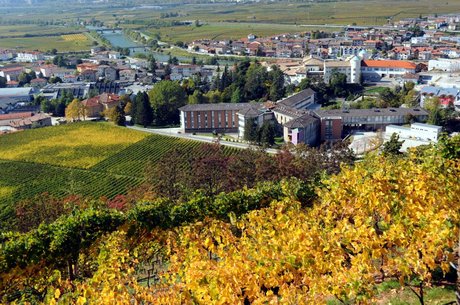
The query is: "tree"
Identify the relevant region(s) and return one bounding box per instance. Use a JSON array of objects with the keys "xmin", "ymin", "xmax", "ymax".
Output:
[
  {"xmin": 41, "ymin": 98, "xmax": 53, "ymax": 113},
  {"xmin": 243, "ymin": 118, "xmax": 259, "ymax": 143},
  {"xmin": 259, "ymin": 121, "xmax": 275, "ymax": 146},
  {"xmin": 148, "ymin": 80, "xmax": 187, "ymax": 126},
  {"xmin": 147, "ymin": 54, "xmax": 156, "ymax": 75},
  {"xmin": 230, "ymin": 87, "xmax": 243, "ymax": 103},
  {"xmin": 381, "ymin": 132, "xmax": 404, "ymax": 156},
  {"xmin": 0, "ymin": 76, "xmax": 6, "ymax": 88},
  {"xmin": 378, "ymin": 87, "xmax": 400, "ymax": 107},
  {"xmin": 244, "ymin": 63, "xmax": 268, "ymax": 101},
  {"xmin": 65, "ymin": 99, "xmax": 86, "ymax": 122},
  {"xmin": 18, "ymin": 72, "xmax": 32, "ymax": 86},
  {"xmin": 329, "ymin": 70, "xmax": 348, "ymax": 97},
  {"xmin": 135, "ymin": 91, "xmax": 153, "ymax": 127},
  {"xmin": 108, "ymin": 105, "xmax": 126, "ymax": 126},
  {"xmin": 53, "ymin": 55, "xmax": 66, "ymax": 67},
  {"xmin": 268, "ymin": 65, "xmax": 285, "ymax": 101},
  {"xmin": 49, "ymin": 76, "xmax": 63, "ymax": 84},
  {"xmin": 190, "ymin": 144, "xmax": 229, "ymax": 198},
  {"xmin": 124, "ymin": 101, "xmax": 133, "ymax": 115},
  {"xmin": 188, "ymin": 90, "xmax": 205, "ymax": 105}
]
